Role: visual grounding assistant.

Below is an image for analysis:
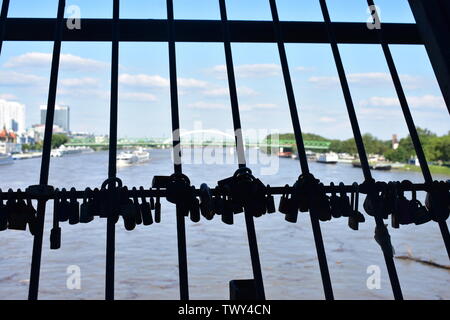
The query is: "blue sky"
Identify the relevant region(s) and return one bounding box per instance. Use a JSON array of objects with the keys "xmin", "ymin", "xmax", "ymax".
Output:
[{"xmin": 0, "ymin": 0, "xmax": 448, "ymax": 140}]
